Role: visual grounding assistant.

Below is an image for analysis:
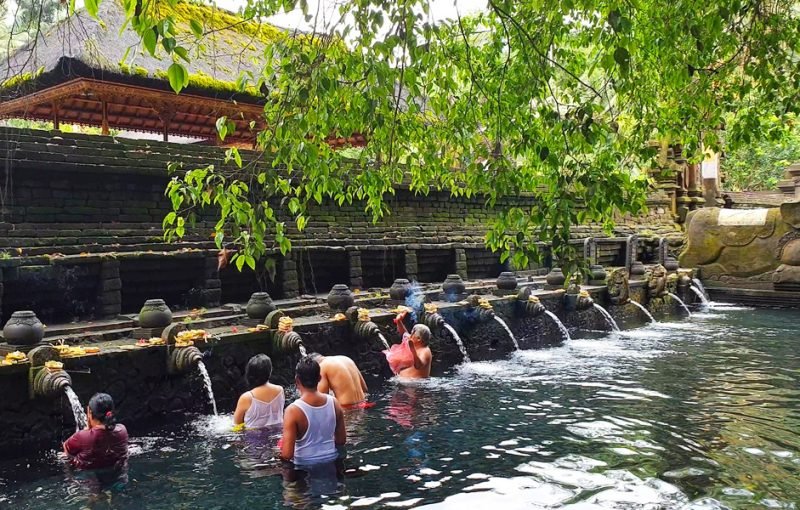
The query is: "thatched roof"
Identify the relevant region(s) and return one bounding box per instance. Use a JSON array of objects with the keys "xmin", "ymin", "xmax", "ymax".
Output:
[{"xmin": 0, "ymin": 0, "xmax": 285, "ymax": 102}]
